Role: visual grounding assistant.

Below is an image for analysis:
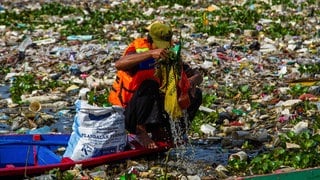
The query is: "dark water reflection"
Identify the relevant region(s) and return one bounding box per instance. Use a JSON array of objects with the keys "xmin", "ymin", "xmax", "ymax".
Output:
[
  {"xmin": 169, "ymin": 141, "xmax": 230, "ymax": 167},
  {"xmin": 167, "ymin": 139, "xmax": 261, "ymax": 176},
  {"xmin": 0, "ymin": 85, "xmax": 10, "ymax": 99},
  {"xmin": 50, "ymin": 109, "xmax": 75, "ymax": 134}
]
